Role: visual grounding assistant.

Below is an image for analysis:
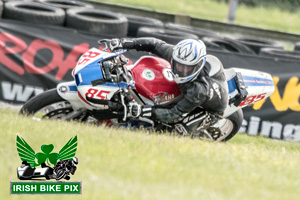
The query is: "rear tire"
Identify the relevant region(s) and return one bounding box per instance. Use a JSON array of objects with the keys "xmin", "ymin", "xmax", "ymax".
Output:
[{"xmin": 217, "ymin": 109, "xmax": 243, "ymax": 142}]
